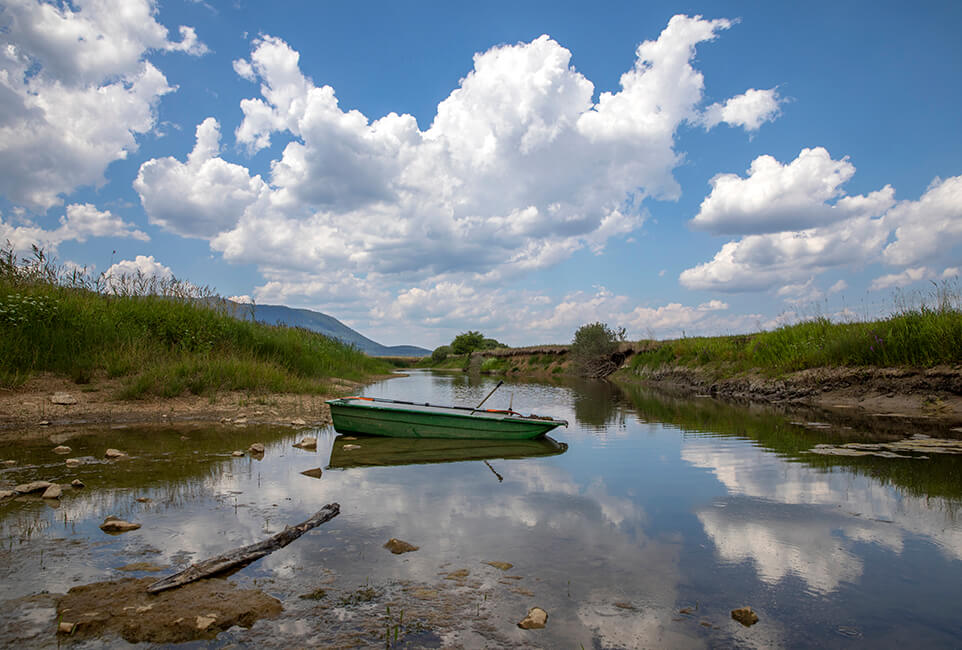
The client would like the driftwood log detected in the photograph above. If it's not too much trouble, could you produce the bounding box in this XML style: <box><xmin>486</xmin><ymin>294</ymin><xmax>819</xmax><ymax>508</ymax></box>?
<box><xmin>146</xmin><ymin>502</ymin><xmax>340</xmax><ymax>594</ymax></box>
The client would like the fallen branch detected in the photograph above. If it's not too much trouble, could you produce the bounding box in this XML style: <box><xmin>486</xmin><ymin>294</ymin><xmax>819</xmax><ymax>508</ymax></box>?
<box><xmin>147</xmin><ymin>502</ymin><xmax>340</xmax><ymax>594</ymax></box>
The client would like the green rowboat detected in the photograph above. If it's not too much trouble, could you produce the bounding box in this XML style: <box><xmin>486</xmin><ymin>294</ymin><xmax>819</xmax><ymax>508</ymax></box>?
<box><xmin>326</xmin><ymin>396</ymin><xmax>568</xmax><ymax>440</ymax></box>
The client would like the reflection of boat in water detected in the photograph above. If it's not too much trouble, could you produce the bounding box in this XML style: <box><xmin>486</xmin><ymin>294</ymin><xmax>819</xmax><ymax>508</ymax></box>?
<box><xmin>326</xmin><ymin>396</ymin><xmax>568</xmax><ymax>440</ymax></box>
<box><xmin>327</xmin><ymin>435</ymin><xmax>568</xmax><ymax>469</ymax></box>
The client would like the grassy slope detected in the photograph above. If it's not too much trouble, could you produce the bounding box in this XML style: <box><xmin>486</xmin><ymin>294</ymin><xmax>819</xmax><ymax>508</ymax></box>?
<box><xmin>0</xmin><ymin>253</ymin><xmax>389</xmax><ymax>397</ymax></box>
<box><xmin>627</xmin><ymin>296</ymin><xmax>962</xmax><ymax>379</ymax></box>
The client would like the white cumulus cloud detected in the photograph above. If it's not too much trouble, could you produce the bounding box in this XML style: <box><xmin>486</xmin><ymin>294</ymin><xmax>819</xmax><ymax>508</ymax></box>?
<box><xmin>0</xmin><ymin>0</ymin><xmax>206</xmax><ymax>211</ymax></box>
<box><xmin>881</xmin><ymin>175</ymin><xmax>962</xmax><ymax>267</ymax></box>
<box><xmin>0</xmin><ymin>203</ymin><xmax>148</xmax><ymax>252</ymax></box>
<box><xmin>700</xmin><ymin>87</ymin><xmax>783</xmax><ymax>131</ymax></box>
<box><xmin>135</xmin><ymin>118</ymin><xmax>269</xmax><ymax>238</ymax></box>
<box><xmin>135</xmin><ymin>16</ymin><xmax>779</xmax><ymax>305</ymax></box>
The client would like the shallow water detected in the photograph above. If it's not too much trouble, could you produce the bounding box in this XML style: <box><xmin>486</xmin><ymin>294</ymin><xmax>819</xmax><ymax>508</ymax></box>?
<box><xmin>1</xmin><ymin>370</ymin><xmax>961</xmax><ymax>648</ymax></box>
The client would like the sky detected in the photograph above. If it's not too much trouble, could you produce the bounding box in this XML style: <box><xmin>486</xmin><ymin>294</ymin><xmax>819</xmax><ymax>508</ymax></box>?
<box><xmin>1</xmin><ymin>0</ymin><xmax>960</xmax><ymax>349</ymax></box>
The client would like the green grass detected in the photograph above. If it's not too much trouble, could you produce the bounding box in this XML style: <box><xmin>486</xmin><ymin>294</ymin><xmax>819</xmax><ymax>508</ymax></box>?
<box><xmin>628</xmin><ymin>283</ymin><xmax>962</xmax><ymax>377</ymax></box>
<box><xmin>0</xmin><ymin>245</ymin><xmax>389</xmax><ymax>397</ymax></box>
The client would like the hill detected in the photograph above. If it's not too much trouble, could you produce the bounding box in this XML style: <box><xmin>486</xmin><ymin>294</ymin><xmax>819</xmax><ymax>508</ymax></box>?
<box><xmin>244</xmin><ymin>303</ymin><xmax>430</xmax><ymax>357</ymax></box>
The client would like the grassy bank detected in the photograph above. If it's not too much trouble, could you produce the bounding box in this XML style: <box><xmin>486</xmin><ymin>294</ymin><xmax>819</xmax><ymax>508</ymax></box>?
<box><xmin>628</xmin><ymin>285</ymin><xmax>962</xmax><ymax>378</ymax></box>
<box><xmin>0</xmin><ymin>247</ymin><xmax>389</xmax><ymax>397</ymax></box>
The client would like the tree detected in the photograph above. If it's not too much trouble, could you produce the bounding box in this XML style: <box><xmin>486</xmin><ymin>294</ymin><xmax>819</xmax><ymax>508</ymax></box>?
<box><xmin>451</xmin><ymin>331</ymin><xmax>485</xmax><ymax>355</ymax></box>
<box><xmin>570</xmin><ymin>322</ymin><xmax>624</xmax><ymax>378</ymax></box>
<box><xmin>431</xmin><ymin>345</ymin><xmax>452</xmax><ymax>363</ymax></box>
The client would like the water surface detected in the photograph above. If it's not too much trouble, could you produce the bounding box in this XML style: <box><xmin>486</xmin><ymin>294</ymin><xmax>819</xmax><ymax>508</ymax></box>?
<box><xmin>1</xmin><ymin>370</ymin><xmax>961</xmax><ymax>648</ymax></box>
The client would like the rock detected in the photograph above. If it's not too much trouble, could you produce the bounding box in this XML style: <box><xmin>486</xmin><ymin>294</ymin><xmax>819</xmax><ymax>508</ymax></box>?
<box><xmin>300</xmin><ymin>468</ymin><xmax>323</xmax><ymax>479</ymax></box>
<box><xmin>195</xmin><ymin>614</ymin><xmax>217</xmax><ymax>630</ymax></box>
<box><xmin>731</xmin><ymin>606</ymin><xmax>759</xmax><ymax>627</ymax></box>
<box><xmin>50</xmin><ymin>392</ymin><xmax>78</xmax><ymax>405</ymax></box>
<box><xmin>343</xmin><ymin>444</ymin><xmax>361</xmax><ymax>451</ymax></box>
<box><xmin>52</xmin><ymin>445</ymin><xmax>72</xmax><ymax>454</ymax></box>
<box><xmin>342</xmin><ymin>436</ymin><xmax>357</xmax><ymax>441</ymax></box>
<box><xmin>2</xmin><ymin>459</ymin><xmax>16</xmax><ymax>466</ymax></box>
<box><xmin>58</xmin><ymin>621</ymin><xmax>77</xmax><ymax>635</ymax></box>
<box><xmin>231</xmin><ymin>450</ymin><xmax>244</xmax><ymax>457</ymax></box>
<box><xmin>518</xmin><ymin>607</ymin><xmax>548</xmax><ymax>630</ymax></box>
<box><xmin>384</xmin><ymin>538</ymin><xmax>419</xmax><ymax>554</ymax></box>
<box><xmin>248</xmin><ymin>443</ymin><xmax>265</xmax><ymax>454</ymax></box>
<box><xmin>233</xmin><ymin>418</ymin><xmax>248</xmax><ymax>425</ymax></box>
<box><xmin>39</xmin><ymin>420</ymin><xmax>50</xmax><ymax>426</ymax></box>
<box><xmin>14</xmin><ymin>480</ymin><xmax>53</xmax><ymax>494</ymax></box>
<box><xmin>42</xmin><ymin>484</ymin><xmax>62</xmax><ymax>499</ymax></box>
<box><xmin>65</xmin><ymin>458</ymin><xmax>83</xmax><ymax>467</ymax></box>
<box><xmin>105</xmin><ymin>448</ymin><xmax>127</xmax><ymax>459</ymax></box>
<box><xmin>293</xmin><ymin>437</ymin><xmax>317</xmax><ymax>449</ymax></box>
<box><xmin>71</xmin><ymin>479</ymin><xmax>85</xmax><ymax>489</ymax></box>
<box><xmin>0</xmin><ymin>489</ymin><xmax>17</xmax><ymax>500</ymax></box>
<box><xmin>291</xmin><ymin>418</ymin><xmax>307</xmax><ymax>426</ymax></box>
<box><xmin>100</xmin><ymin>516</ymin><xmax>141</xmax><ymax>533</ymax></box>
<box><xmin>485</xmin><ymin>561</ymin><xmax>513</xmax><ymax>571</ymax></box>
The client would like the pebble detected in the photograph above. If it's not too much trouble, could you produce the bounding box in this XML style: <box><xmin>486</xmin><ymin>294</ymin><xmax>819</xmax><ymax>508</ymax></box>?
<box><xmin>731</xmin><ymin>606</ymin><xmax>759</xmax><ymax>627</ymax></box>
<box><xmin>14</xmin><ymin>480</ymin><xmax>52</xmax><ymax>494</ymax></box>
<box><xmin>100</xmin><ymin>516</ymin><xmax>141</xmax><ymax>533</ymax></box>
<box><xmin>384</xmin><ymin>538</ymin><xmax>419</xmax><ymax>554</ymax></box>
<box><xmin>518</xmin><ymin>607</ymin><xmax>548</xmax><ymax>629</ymax></box>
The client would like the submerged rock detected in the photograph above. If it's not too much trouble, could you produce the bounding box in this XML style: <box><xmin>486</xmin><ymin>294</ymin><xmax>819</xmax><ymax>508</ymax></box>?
<box><xmin>484</xmin><ymin>561</ymin><xmax>513</xmax><ymax>571</ymax></box>
<box><xmin>518</xmin><ymin>607</ymin><xmax>548</xmax><ymax>629</ymax></box>
<box><xmin>731</xmin><ymin>606</ymin><xmax>759</xmax><ymax>627</ymax></box>
<box><xmin>100</xmin><ymin>516</ymin><xmax>141</xmax><ymax>533</ymax></box>
<box><xmin>0</xmin><ymin>489</ymin><xmax>17</xmax><ymax>500</ymax></box>
<box><xmin>71</xmin><ymin>479</ymin><xmax>85</xmax><ymax>489</ymax></box>
<box><xmin>384</xmin><ymin>538</ymin><xmax>419</xmax><ymax>554</ymax></box>
<box><xmin>248</xmin><ymin>443</ymin><xmax>265</xmax><ymax>454</ymax></box>
<box><xmin>42</xmin><ymin>484</ymin><xmax>62</xmax><ymax>499</ymax></box>
<box><xmin>104</xmin><ymin>448</ymin><xmax>127</xmax><ymax>459</ymax></box>
<box><xmin>231</xmin><ymin>450</ymin><xmax>244</xmax><ymax>457</ymax></box>
<box><xmin>14</xmin><ymin>480</ymin><xmax>52</xmax><ymax>494</ymax></box>
<box><xmin>65</xmin><ymin>458</ymin><xmax>83</xmax><ymax>467</ymax></box>
<box><xmin>293</xmin><ymin>437</ymin><xmax>317</xmax><ymax>449</ymax></box>
<box><xmin>52</xmin><ymin>445</ymin><xmax>72</xmax><ymax>454</ymax></box>
<box><xmin>342</xmin><ymin>444</ymin><xmax>361</xmax><ymax>451</ymax></box>
<box><xmin>50</xmin><ymin>392</ymin><xmax>77</xmax><ymax>405</ymax></box>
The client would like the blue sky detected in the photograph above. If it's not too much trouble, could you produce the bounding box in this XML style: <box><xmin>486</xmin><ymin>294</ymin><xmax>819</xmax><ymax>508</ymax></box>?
<box><xmin>2</xmin><ymin>0</ymin><xmax>960</xmax><ymax>348</ymax></box>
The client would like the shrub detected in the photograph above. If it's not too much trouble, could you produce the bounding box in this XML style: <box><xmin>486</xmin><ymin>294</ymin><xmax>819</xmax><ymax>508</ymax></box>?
<box><xmin>571</xmin><ymin>322</ymin><xmax>623</xmax><ymax>378</ymax></box>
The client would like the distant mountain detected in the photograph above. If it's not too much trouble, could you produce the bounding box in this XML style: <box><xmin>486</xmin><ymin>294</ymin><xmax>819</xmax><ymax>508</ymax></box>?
<box><xmin>241</xmin><ymin>302</ymin><xmax>430</xmax><ymax>357</ymax></box>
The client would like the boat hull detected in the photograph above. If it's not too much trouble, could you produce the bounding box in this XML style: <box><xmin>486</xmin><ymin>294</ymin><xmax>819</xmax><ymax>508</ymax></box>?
<box><xmin>327</xmin><ymin>400</ymin><xmax>565</xmax><ymax>440</ymax></box>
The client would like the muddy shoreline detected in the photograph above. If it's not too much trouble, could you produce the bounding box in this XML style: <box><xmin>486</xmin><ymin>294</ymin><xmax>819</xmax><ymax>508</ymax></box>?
<box><xmin>615</xmin><ymin>364</ymin><xmax>962</xmax><ymax>428</ymax></box>
<box><xmin>0</xmin><ymin>373</ymin><xmax>398</xmax><ymax>440</ymax></box>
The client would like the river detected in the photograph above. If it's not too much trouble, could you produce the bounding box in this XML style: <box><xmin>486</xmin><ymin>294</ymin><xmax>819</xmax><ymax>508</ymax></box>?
<box><xmin>1</xmin><ymin>370</ymin><xmax>961</xmax><ymax>648</ymax></box>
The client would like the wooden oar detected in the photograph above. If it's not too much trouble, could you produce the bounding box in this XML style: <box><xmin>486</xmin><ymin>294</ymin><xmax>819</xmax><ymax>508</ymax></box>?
<box><xmin>471</xmin><ymin>380</ymin><xmax>504</xmax><ymax>414</ymax></box>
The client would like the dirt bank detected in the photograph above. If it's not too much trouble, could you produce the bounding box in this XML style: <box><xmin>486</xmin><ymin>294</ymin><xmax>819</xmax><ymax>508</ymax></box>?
<box><xmin>618</xmin><ymin>364</ymin><xmax>962</xmax><ymax>425</ymax></box>
<box><xmin>0</xmin><ymin>373</ymin><xmax>373</xmax><ymax>437</ymax></box>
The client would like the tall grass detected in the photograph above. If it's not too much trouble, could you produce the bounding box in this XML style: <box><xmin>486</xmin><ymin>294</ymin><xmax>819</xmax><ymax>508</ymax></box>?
<box><xmin>629</xmin><ymin>281</ymin><xmax>962</xmax><ymax>376</ymax></box>
<box><xmin>0</xmin><ymin>244</ymin><xmax>388</xmax><ymax>395</ymax></box>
